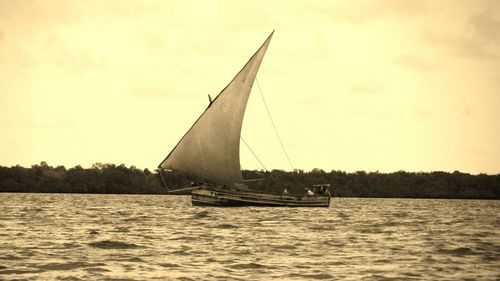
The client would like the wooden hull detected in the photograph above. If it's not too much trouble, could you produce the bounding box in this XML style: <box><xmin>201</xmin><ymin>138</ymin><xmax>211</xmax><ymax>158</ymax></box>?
<box><xmin>191</xmin><ymin>187</ymin><xmax>330</xmax><ymax>207</ymax></box>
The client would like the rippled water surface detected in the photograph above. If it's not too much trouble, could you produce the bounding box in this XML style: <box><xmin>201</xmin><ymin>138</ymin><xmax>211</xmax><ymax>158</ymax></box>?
<box><xmin>0</xmin><ymin>193</ymin><xmax>499</xmax><ymax>280</ymax></box>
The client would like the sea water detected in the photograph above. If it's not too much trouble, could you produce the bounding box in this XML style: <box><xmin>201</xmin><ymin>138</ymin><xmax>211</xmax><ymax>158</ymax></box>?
<box><xmin>0</xmin><ymin>193</ymin><xmax>498</xmax><ymax>280</ymax></box>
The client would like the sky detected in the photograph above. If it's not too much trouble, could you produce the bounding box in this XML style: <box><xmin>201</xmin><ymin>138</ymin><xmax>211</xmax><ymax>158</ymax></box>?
<box><xmin>0</xmin><ymin>0</ymin><xmax>499</xmax><ymax>174</ymax></box>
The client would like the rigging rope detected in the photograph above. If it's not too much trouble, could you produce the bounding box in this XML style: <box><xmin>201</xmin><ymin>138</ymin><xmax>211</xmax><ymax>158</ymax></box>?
<box><xmin>255</xmin><ymin>78</ymin><xmax>295</xmax><ymax>171</ymax></box>
<box><xmin>241</xmin><ymin>137</ymin><xmax>268</xmax><ymax>172</ymax></box>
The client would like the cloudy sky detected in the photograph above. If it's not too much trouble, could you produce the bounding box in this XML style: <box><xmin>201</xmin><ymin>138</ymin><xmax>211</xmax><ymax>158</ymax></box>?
<box><xmin>1</xmin><ymin>0</ymin><xmax>499</xmax><ymax>174</ymax></box>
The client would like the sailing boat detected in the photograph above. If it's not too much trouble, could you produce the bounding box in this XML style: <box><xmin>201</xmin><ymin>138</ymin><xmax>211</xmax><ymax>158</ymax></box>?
<box><xmin>158</xmin><ymin>31</ymin><xmax>330</xmax><ymax>207</ymax></box>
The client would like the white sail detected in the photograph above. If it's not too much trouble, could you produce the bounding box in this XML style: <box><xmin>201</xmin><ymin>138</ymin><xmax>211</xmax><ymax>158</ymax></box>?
<box><xmin>159</xmin><ymin>32</ymin><xmax>273</xmax><ymax>185</ymax></box>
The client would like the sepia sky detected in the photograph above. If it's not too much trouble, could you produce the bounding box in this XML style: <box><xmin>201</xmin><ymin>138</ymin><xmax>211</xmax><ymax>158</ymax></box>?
<box><xmin>1</xmin><ymin>0</ymin><xmax>499</xmax><ymax>174</ymax></box>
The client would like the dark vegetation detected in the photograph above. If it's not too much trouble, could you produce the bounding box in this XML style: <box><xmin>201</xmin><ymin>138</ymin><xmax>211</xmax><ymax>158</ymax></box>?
<box><xmin>0</xmin><ymin>162</ymin><xmax>498</xmax><ymax>199</ymax></box>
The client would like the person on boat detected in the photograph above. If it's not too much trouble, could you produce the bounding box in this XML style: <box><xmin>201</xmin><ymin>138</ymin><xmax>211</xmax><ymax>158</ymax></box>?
<box><xmin>305</xmin><ymin>188</ymin><xmax>314</xmax><ymax>197</ymax></box>
<box><xmin>325</xmin><ymin>188</ymin><xmax>331</xmax><ymax>197</ymax></box>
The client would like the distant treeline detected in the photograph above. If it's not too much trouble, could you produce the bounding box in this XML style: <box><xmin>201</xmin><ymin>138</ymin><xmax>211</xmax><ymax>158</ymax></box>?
<box><xmin>0</xmin><ymin>162</ymin><xmax>498</xmax><ymax>199</ymax></box>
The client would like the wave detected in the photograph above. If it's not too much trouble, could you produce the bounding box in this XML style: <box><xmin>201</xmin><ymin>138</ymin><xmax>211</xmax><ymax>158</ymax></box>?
<box><xmin>0</xmin><ymin>268</ymin><xmax>44</xmax><ymax>275</ymax></box>
<box><xmin>286</xmin><ymin>272</ymin><xmax>334</xmax><ymax>279</ymax></box>
<box><xmin>159</xmin><ymin>263</ymin><xmax>182</xmax><ymax>268</ymax></box>
<box><xmin>215</xmin><ymin>223</ymin><xmax>238</xmax><ymax>229</ymax></box>
<box><xmin>112</xmin><ymin>257</ymin><xmax>145</xmax><ymax>263</ymax></box>
<box><xmin>36</xmin><ymin>261</ymin><xmax>103</xmax><ymax>271</ymax></box>
<box><xmin>436</xmin><ymin>247</ymin><xmax>477</xmax><ymax>256</ymax></box>
<box><xmin>112</xmin><ymin>227</ymin><xmax>130</xmax><ymax>233</ymax></box>
<box><xmin>88</xmin><ymin>240</ymin><xmax>140</xmax><ymax>249</ymax></box>
<box><xmin>0</xmin><ymin>254</ymin><xmax>23</xmax><ymax>261</ymax></box>
<box><xmin>122</xmin><ymin>215</ymin><xmax>152</xmax><ymax>222</ymax></box>
<box><xmin>229</xmin><ymin>262</ymin><xmax>268</xmax><ymax>269</ymax></box>
<box><xmin>192</xmin><ymin>211</ymin><xmax>211</xmax><ymax>219</ymax></box>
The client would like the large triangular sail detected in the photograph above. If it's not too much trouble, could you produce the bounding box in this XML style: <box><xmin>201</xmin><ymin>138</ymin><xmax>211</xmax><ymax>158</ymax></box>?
<box><xmin>159</xmin><ymin>32</ymin><xmax>273</xmax><ymax>185</ymax></box>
